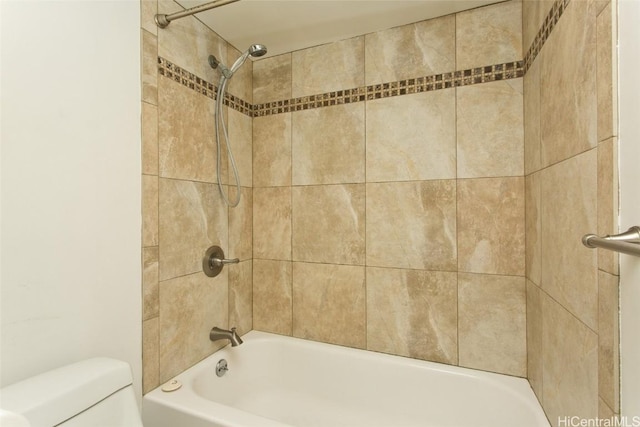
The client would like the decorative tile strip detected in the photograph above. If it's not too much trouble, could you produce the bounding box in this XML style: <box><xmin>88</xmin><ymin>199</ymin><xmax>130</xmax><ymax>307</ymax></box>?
<box><xmin>157</xmin><ymin>57</ymin><xmax>255</xmax><ymax>117</ymax></box>
<box><xmin>524</xmin><ymin>0</ymin><xmax>571</xmax><ymax>72</ymax></box>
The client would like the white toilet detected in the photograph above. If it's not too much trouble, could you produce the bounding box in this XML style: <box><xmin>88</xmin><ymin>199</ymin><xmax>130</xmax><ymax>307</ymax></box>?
<box><xmin>0</xmin><ymin>357</ymin><xmax>143</xmax><ymax>427</ymax></box>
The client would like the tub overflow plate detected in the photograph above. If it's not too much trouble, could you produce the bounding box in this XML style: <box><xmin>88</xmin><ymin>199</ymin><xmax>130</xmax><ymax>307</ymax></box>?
<box><xmin>216</xmin><ymin>359</ymin><xmax>228</xmax><ymax>377</ymax></box>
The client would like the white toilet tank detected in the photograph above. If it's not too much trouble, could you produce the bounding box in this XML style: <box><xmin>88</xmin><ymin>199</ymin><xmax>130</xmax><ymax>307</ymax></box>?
<box><xmin>0</xmin><ymin>358</ymin><xmax>143</xmax><ymax>427</ymax></box>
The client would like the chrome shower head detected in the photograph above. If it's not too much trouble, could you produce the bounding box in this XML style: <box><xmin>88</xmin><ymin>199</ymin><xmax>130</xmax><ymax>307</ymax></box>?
<box><xmin>248</xmin><ymin>44</ymin><xmax>267</xmax><ymax>58</ymax></box>
<box><xmin>228</xmin><ymin>44</ymin><xmax>268</xmax><ymax>76</ymax></box>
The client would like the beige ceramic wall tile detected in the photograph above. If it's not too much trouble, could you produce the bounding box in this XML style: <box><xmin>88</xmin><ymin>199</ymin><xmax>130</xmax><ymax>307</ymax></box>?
<box><xmin>225</xmin><ymin>44</ymin><xmax>253</xmax><ymax>104</ymax></box>
<box><xmin>229</xmin><ymin>187</ymin><xmax>252</xmax><ymax>261</ymax></box>
<box><xmin>522</xmin><ymin>0</ymin><xmax>555</xmax><ymax>54</ymax></box>
<box><xmin>159</xmin><ymin>271</ymin><xmax>228</xmax><ymax>381</ymax></box>
<box><xmin>292</xmin><ymin>103</ymin><xmax>365</xmax><ymax>185</ymax></box>
<box><xmin>142</xmin><ymin>317</ymin><xmax>159</xmax><ymax>394</ymax></box>
<box><xmin>142</xmin><ymin>30</ymin><xmax>158</xmax><ymax>105</ymax></box>
<box><xmin>143</xmin><ymin>247</ymin><xmax>159</xmax><ymax>321</ymax></box>
<box><xmin>599</xmin><ymin>398</ymin><xmax>618</xmax><ymax>421</ymax></box>
<box><xmin>456</xmin><ymin>1</ymin><xmax>522</xmax><ymax>70</ymax></box>
<box><xmin>292</xmin><ymin>262</ymin><xmax>366</xmax><ymax>349</ymax></box>
<box><xmin>367</xmin><ymin>180</ymin><xmax>456</xmax><ymax>271</ymax></box>
<box><xmin>540</xmin><ymin>150</ymin><xmax>597</xmax><ymax>330</ymax></box>
<box><xmin>228</xmin><ymin>108</ymin><xmax>253</xmax><ymax>187</ymax></box>
<box><xmin>253</xmin><ymin>187</ymin><xmax>291</xmax><ymax>260</ymax></box>
<box><xmin>292</xmin><ymin>36</ymin><xmax>364</xmax><ymax>98</ymax></box>
<box><xmin>253</xmin><ymin>54</ymin><xmax>292</xmax><ymax>104</ymax></box>
<box><xmin>458</xmin><ymin>273</ymin><xmax>527</xmax><ymax>377</ymax></box>
<box><xmin>524</xmin><ymin>58</ymin><xmax>541</xmax><ymax>174</ymax></box>
<box><xmin>142</xmin><ymin>102</ymin><xmax>159</xmax><ymax>176</ymax></box>
<box><xmin>364</xmin><ymin>15</ymin><xmax>455</xmax><ymax>85</ymax></box>
<box><xmin>158</xmin><ymin>77</ymin><xmax>216</xmax><ymax>182</ymax></box>
<box><xmin>366</xmin><ymin>267</ymin><xmax>457</xmax><ymax>364</ymax></box>
<box><xmin>253</xmin><ymin>114</ymin><xmax>292</xmax><ymax>187</ymax></box>
<box><xmin>599</xmin><ymin>271</ymin><xmax>620</xmax><ymax>412</ymax></box>
<box><xmin>292</xmin><ymin>185</ymin><xmax>365</xmax><ymax>265</ymax></box>
<box><xmin>158</xmin><ymin>178</ymin><xmax>228</xmax><ymax>281</ymax></box>
<box><xmin>253</xmin><ymin>259</ymin><xmax>292</xmax><ymax>335</ymax></box>
<box><xmin>143</xmin><ymin>175</ymin><xmax>159</xmax><ymax>247</ymax></box>
<box><xmin>598</xmin><ymin>137</ymin><xmax>619</xmax><ymax>275</ymax></box>
<box><xmin>542</xmin><ymin>294</ymin><xmax>598</xmax><ymax>424</ymax></box>
<box><xmin>229</xmin><ymin>260</ymin><xmax>252</xmax><ymax>336</ymax></box>
<box><xmin>157</xmin><ymin>0</ymin><xmax>225</xmax><ymax>83</ymax></box>
<box><xmin>366</xmin><ymin>89</ymin><xmax>456</xmax><ymax>182</ymax></box>
<box><xmin>141</xmin><ymin>0</ymin><xmax>157</xmax><ymax>35</ymax></box>
<box><xmin>597</xmin><ymin>1</ymin><xmax>615</xmax><ymax>143</ymax></box>
<box><xmin>526</xmin><ymin>172</ymin><xmax>542</xmax><ymax>286</ymax></box>
<box><xmin>527</xmin><ymin>280</ymin><xmax>544</xmax><ymax>403</ymax></box>
<box><xmin>540</xmin><ymin>0</ymin><xmax>598</xmax><ymax>167</ymax></box>
<box><xmin>457</xmin><ymin>79</ymin><xmax>524</xmax><ymax>178</ymax></box>
<box><xmin>457</xmin><ymin>177</ymin><xmax>525</xmax><ymax>276</ymax></box>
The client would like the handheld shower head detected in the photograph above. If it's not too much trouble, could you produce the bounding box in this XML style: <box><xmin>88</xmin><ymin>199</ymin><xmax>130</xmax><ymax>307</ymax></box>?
<box><xmin>228</xmin><ymin>44</ymin><xmax>268</xmax><ymax>76</ymax></box>
<box><xmin>248</xmin><ymin>44</ymin><xmax>267</xmax><ymax>58</ymax></box>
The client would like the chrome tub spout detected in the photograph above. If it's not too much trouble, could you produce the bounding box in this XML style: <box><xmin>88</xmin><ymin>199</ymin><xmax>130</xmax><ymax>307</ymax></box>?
<box><xmin>210</xmin><ymin>326</ymin><xmax>243</xmax><ymax>346</ymax></box>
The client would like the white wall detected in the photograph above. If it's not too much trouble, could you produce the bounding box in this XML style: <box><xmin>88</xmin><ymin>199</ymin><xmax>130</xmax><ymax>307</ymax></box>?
<box><xmin>618</xmin><ymin>0</ymin><xmax>640</xmax><ymax>418</ymax></box>
<box><xmin>0</xmin><ymin>0</ymin><xmax>142</xmax><ymax>399</ymax></box>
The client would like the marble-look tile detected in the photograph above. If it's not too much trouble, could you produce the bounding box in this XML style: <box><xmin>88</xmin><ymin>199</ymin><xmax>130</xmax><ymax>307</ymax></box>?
<box><xmin>142</xmin><ymin>30</ymin><xmax>158</xmax><ymax>105</ymax></box>
<box><xmin>598</xmin><ymin>137</ymin><xmax>619</xmax><ymax>275</ymax></box>
<box><xmin>366</xmin><ymin>267</ymin><xmax>457</xmax><ymax>364</ymax></box>
<box><xmin>228</xmin><ymin>108</ymin><xmax>252</xmax><ymax>187</ymax></box>
<box><xmin>597</xmin><ymin>1</ymin><xmax>616</xmax><ymax>143</ymax></box>
<box><xmin>142</xmin><ymin>317</ymin><xmax>159</xmax><ymax>394</ymax></box>
<box><xmin>542</xmin><ymin>294</ymin><xmax>598</xmax><ymax>425</ymax></box>
<box><xmin>292</xmin><ymin>262</ymin><xmax>365</xmax><ymax>349</ymax></box>
<box><xmin>229</xmin><ymin>187</ymin><xmax>252</xmax><ymax>261</ymax></box>
<box><xmin>526</xmin><ymin>172</ymin><xmax>542</xmax><ymax>286</ymax></box>
<box><xmin>158</xmin><ymin>178</ymin><xmax>228</xmax><ymax>281</ymax></box>
<box><xmin>253</xmin><ymin>187</ymin><xmax>291</xmax><ymax>261</ymax></box>
<box><xmin>366</xmin><ymin>89</ymin><xmax>456</xmax><ymax>182</ymax></box>
<box><xmin>540</xmin><ymin>0</ymin><xmax>597</xmax><ymax>167</ymax></box>
<box><xmin>292</xmin><ymin>185</ymin><xmax>365</xmax><ymax>265</ymax></box>
<box><xmin>253</xmin><ymin>114</ymin><xmax>291</xmax><ymax>187</ymax></box>
<box><xmin>457</xmin><ymin>79</ymin><xmax>524</xmax><ymax>178</ymax></box>
<box><xmin>599</xmin><ymin>271</ymin><xmax>620</xmax><ymax>412</ymax></box>
<box><xmin>365</xmin><ymin>15</ymin><xmax>455</xmax><ymax>85</ymax></box>
<box><xmin>523</xmin><ymin>0</ymin><xmax>555</xmax><ymax>54</ymax></box>
<box><xmin>253</xmin><ymin>259</ymin><xmax>292</xmax><ymax>335</ymax></box>
<box><xmin>524</xmin><ymin>57</ymin><xmax>541</xmax><ymax>174</ymax></box>
<box><xmin>143</xmin><ymin>175</ymin><xmax>159</xmax><ymax>247</ymax></box>
<box><xmin>158</xmin><ymin>77</ymin><xmax>216</xmax><ymax>183</ymax></box>
<box><xmin>229</xmin><ymin>260</ymin><xmax>252</xmax><ymax>336</ymax></box>
<box><xmin>367</xmin><ymin>180</ymin><xmax>456</xmax><ymax>271</ymax></box>
<box><xmin>458</xmin><ymin>273</ymin><xmax>527</xmax><ymax>377</ymax></box>
<box><xmin>292</xmin><ymin>103</ymin><xmax>365</xmax><ymax>185</ymax></box>
<box><xmin>540</xmin><ymin>150</ymin><xmax>597</xmax><ymax>330</ymax></box>
<box><xmin>143</xmin><ymin>247</ymin><xmax>159</xmax><ymax>321</ymax></box>
<box><xmin>456</xmin><ymin>1</ymin><xmax>522</xmax><ymax>70</ymax></box>
<box><xmin>141</xmin><ymin>0</ymin><xmax>157</xmax><ymax>35</ymax></box>
<box><xmin>159</xmin><ymin>271</ymin><xmax>228</xmax><ymax>382</ymax></box>
<box><xmin>527</xmin><ymin>280</ymin><xmax>544</xmax><ymax>403</ymax></box>
<box><xmin>157</xmin><ymin>0</ymin><xmax>225</xmax><ymax>83</ymax></box>
<box><xmin>142</xmin><ymin>102</ymin><xmax>159</xmax><ymax>176</ymax></box>
<box><xmin>457</xmin><ymin>177</ymin><xmax>525</xmax><ymax>276</ymax></box>
<box><xmin>292</xmin><ymin>36</ymin><xmax>364</xmax><ymax>98</ymax></box>
<box><xmin>226</xmin><ymin>44</ymin><xmax>253</xmax><ymax>104</ymax></box>
<box><xmin>599</xmin><ymin>397</ymin><xmax>619</xmax><ymax>422</ymax></box>
<box><xmin>253</xmin><ymin>54</ymin><xmax>292</xmax><ymax>104</ymax></box>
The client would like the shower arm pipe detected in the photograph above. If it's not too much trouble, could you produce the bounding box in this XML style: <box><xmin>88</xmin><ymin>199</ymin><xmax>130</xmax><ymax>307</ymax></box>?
<box><xmin>582</xmin><ymin>226</ymin><xmax>640</xmax><ymax>257</ymax></box>
<box><xmin>155</xmin><ymin>0</ymin><xmax>240</xmax><ymax>28</ymax></box>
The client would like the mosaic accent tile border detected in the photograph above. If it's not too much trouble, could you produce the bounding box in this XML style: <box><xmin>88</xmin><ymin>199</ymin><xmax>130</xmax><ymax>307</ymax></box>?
<box><xmin>524</xmin><ymin>0</ymin><xmax>571</xmax><ymax>72</ymax></box>
<box><xmin>254</xmin><ymin>61</ymin><xmax>523</xmax><ymax>117</ymax></box>
<box><xmin>157</xmin><ymin>57</ymin><xmax>254</xmax><ymax>116</ymax></box>
<box><xmin>157</xmin><ymin>0</ymin><xmax>568</xmax><ymax>118</ymax></box>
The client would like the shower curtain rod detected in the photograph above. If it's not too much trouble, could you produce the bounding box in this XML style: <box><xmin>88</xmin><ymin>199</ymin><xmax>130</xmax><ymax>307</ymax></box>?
<box><xmin>155</xmin><ymin>0</ymin><xmax>240</xmax><ymax>28</ymax></box>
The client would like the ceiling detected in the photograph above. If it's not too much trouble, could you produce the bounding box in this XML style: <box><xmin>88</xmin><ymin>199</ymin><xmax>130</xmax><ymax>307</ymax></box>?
<box><xmin>174</xmin><ymin>0</ymin><xmax>505</xmax><ymax>58</ymax></box>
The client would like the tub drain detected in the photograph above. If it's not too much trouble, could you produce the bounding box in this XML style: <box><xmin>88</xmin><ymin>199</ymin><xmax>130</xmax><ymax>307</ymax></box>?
<box><xmin>216</xmin><ymin>359</ymin><xmax>228</xmax><ymax>377</ymax></box>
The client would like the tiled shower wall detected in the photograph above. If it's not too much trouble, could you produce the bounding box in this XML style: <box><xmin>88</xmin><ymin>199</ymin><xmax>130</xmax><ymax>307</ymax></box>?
<box><xmin>140</xmin><ymin>0</ymin><xmax>254</xmax><ymax>393</ymax></box>
<box><xmin>523</xmin><ymin>0</ymin><xmax>619</xmax><ymax>424</ymax></box>
<box><xmin>251</xmin><ymin>1</ymin><xmax>528</xmax><ymax>377</ymax></box>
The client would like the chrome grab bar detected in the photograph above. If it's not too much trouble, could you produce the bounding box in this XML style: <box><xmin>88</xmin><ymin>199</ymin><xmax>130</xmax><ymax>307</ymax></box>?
<box><xmin>582</xmin><ymin>226</ymin><xmax>640</xmax><ymax>257</ymax></box>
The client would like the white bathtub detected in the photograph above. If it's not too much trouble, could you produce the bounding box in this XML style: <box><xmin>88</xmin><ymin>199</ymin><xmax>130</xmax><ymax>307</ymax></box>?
<box><xmin>143</xmin><ymin>331</ymin><xmax>550</xmax><ymax>427</ymax></box>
